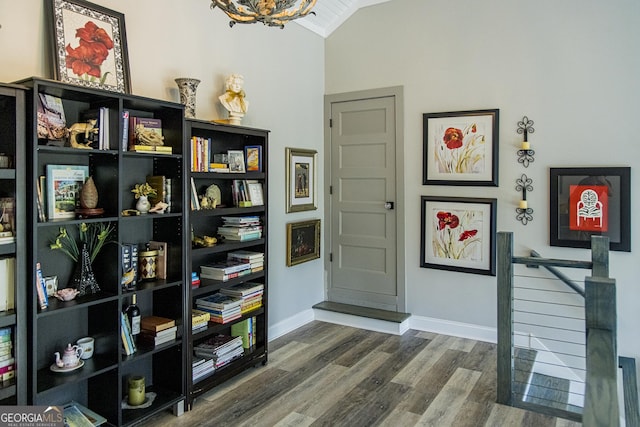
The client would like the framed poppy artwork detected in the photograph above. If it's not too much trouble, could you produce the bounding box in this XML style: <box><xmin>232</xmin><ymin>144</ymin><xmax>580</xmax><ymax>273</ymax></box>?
<box><xmin>423</xmin><ymin>109</ymin><xmax>499</xmax><ymax>186</ymax></box>
<box><xmin>420</xmin><ymin>196</ymin><xmax>497</xmax><ymax>275</ymax></box>
<box><xmin>48</xmin><ymin>0</ymin><xmax>131</xmax><ymax>93</ymax></box>
<box><xmin>550</xmin><ymin>167</ymin><xmax>630</xmax><ymax>252</ymax></box>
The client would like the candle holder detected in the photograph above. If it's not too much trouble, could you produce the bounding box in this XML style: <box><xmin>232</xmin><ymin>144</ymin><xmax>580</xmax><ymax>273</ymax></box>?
<box><xmin>516</xmin><ymin>116</ymin><xmax>535</xmax><ymax>167</ymax></box>
<box><xmin>515</xmin><ymin>173</ymin><xmax>534</xmax><ymax>225</ymax></box>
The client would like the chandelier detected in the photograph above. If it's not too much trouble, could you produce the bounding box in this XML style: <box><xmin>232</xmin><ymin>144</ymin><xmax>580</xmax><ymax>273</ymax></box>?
<box><xmin>210</xmin><ymin>0</ymin><xmax>317</xmax><ymax>28</ymax></box>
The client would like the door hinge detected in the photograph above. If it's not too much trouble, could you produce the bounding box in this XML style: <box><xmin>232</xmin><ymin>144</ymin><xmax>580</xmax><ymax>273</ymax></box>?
<box><xmin>329</xmin><ymin>118</ymin><xmax>333</xmax><ymax>127</ymax></box>
<box><xmin>329</xmin><ymin>185</ymin><xmax>333</xmax><ymax>195</ymax></box>
<box><xmin>329</xmin><ymin>253</ymin><xmax>333</xmax><ymax>262</ymax></box>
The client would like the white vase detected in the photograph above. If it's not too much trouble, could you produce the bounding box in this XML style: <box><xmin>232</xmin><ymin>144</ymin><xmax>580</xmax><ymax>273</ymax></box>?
<box><xmin>136</xmin><ymin>195</ymin><xmax>150</xmax><ymax>214</ymax></box>
<box><xmin>175</xmin><ymin>77</ymin><xmax>201</xmax><ymax>119</ymax></box>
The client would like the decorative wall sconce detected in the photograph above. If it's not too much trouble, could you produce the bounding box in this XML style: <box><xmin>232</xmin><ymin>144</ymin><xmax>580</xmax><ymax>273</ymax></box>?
<box><xmin>516</xmin><ymin>174</ymin><xmax>534</xmax><ymax>225</ymax></box>
<box><xmin>516</xmin><ymin>116</ymin><xmax>535</xmax><ymax>167</ymax></box>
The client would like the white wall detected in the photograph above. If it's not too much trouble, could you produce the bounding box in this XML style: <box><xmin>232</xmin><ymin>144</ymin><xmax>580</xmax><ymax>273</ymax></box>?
<box><xmin>0</xmin><ymin>0</ymin><xmax>326</xmax><ymax>327</ymax></box>
<box><xmin>325</xmin><ymin>0</ymin><xmax>640</xmax><ymax>358</ymax></box>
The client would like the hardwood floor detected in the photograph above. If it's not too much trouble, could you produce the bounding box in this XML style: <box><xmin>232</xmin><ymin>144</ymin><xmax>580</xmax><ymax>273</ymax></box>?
<box><xmin>144</xmin><ymin>321</ymin><xmax>581</xmax><ymax>427</ymax></box>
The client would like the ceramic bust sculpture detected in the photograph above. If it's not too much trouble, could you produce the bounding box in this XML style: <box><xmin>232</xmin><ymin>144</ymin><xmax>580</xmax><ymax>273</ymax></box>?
<box><xmin>219</xmin><ymin>74</ymin><xmax>249</xmax><ymax>125</ymax></box>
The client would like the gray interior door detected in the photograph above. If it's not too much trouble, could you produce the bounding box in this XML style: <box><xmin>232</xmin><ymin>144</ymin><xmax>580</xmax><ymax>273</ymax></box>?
<box><xmin>327</xmin><ymin>95</ymin><xmax>398</xmax><ymax>311</ymax></box>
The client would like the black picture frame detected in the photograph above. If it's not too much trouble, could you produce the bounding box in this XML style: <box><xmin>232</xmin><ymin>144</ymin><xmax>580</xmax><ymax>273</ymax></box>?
<box><xmin>47</xmin><ymin>0</ymin><xmax>131</xmax><ymax>93</ymax></box>
<box><xmin>550</xmin><ymin>167</ymin><xmax>631</xmax><ymax>252</ymax></box>
<box><xmin>286</xmin><ymin>219</ymin><xmax>321</xmax><ymax>267</ymax></box>
<box><xmin>420</xmin><ymin>196</ymin><xmax>497</xmax><ymax>276</ymax></box>
<box><xmin>423</xmin><ymin>109</ymin><xmax>499</xmax><ymax>186</ymax></box>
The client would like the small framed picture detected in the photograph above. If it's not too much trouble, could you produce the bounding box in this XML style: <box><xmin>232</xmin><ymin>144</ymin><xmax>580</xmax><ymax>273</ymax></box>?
<box><xmin>227</xmin><ymin>150</ymin><xmax>246</xmax><ymax>173</ymax></box>
<box><xmin>47</xmin><ymin>0</ymin><xmax>131</xmax><ymax>93</ymax></box>
<box><xmin>286</xmin><ymin>219</ymin><xmax>321</xmax><ymax>266</ymax></box>
<box><xmin>245</xmin><ymin>145</ymin><xmax>262</xmax><ymax>172</ymax></box>
<box><xmin>420</xmin><ymin>196</ymin><xmax>497</xmax><ymax>276</ymax></box>
<box><xmin>550</xmin><ymin>167</ymin><xmax>630</xmax><ymax>252</ymax></box>
<box><xmin>286</xmin><ymin>147</ymin><xmax>317</xmax><ymax>213</ymax></box>
<box><xmin>247</xmin><ymin>181</ymin><xmax>264</xmax><ymax>206</ymax></box>
<box><xmin>44</xmin><ymin>276</ymin><xmax>59</xmax><ymax>296</ymax></box>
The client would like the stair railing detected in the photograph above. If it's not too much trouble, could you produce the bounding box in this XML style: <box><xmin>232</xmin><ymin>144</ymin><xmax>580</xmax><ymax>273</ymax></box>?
<box><xmin>497</xmin><ymin>231</ymin><xmax>622</xmax><ymax>425</ymax></box>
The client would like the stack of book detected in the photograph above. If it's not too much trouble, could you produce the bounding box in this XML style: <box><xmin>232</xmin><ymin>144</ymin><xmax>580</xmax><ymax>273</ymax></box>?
<box><xmin>0</xmin><ymin>327</ymin><xmax>14</xmax><ymax>382</ymax></box>
<box><xmin>192</xmin><ymin>356</ymin><xmax>215</xmax><ymax>382</ymax></box>
<box><xmin>138</xmin><ymin>315</ymin><xmax>177</xmax><ymax>347</ymax></box>
<box><xmin>200</xmin><ymin>259</ymin><xmax>252</xmax><ymax>282</ymax></box>
<box><xmin>220</xmin><ymin>281</ymin><xmax>264</xmax><ymax>314</ymax></box>
<box><xmin>217</xmin><ymin>216</ymin><xmax>262</xmax><ymax>242</ymax></box>
<box><xmin>227</xmin><ymin>250</ymin><xmax>264</xmax><ymax>274</ymax></box>
<box><xmin>128</xmin><ymin>116</ymin><xmax>172</xmax><ymax>154</ymax></box>
<box><xmin>191</xmin><ymin>308</ymin><xmax>211</xmax><ymax>333</ymax></box>
<box><xmin>195</xmin><ymin>293</ymin><xmax>242</xmax><ymax>324</ymax></box>
<box><xmin>194</xmin><ymin>334</ymin><xmax>244</xmax><ymax>369</ymax></box>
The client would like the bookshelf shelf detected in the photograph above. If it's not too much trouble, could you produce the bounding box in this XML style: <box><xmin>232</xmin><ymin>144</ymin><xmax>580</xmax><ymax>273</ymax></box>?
<box><xmin>22</xmin><ymin>78</ymin><xmax>187</xmax><ymax>424</ymax></box>
<box><xmin>186</xmin><ymin>118</ymin><xmax>269</xmax><ymax>409</ymax></box>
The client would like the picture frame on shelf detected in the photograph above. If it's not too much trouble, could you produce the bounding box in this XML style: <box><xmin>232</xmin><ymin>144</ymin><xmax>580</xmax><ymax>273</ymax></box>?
<box><xmin>423</xmin><ymin>109</ymin><xmax>499</xmax><ymax>186</ymax></box>
<box><xmin>286</xmin><ymin>219</ymin><xmax>321</xmax><ymax>267</ymax></box>
<box><xmin>47</xmin><ymin>0</ymin><xmax>131</xmax><ymax>93</ymax></box>
<box><xmin>550</xmin><ymin>167</ymin><xmax>630</xmax><ymax>252</ymax></box>
<box><xmin>44</xmin><ymin>276</ymin><xmax>59</xmax><ymax>297</ymax></box>
<box><xmin>286</xmin><ymin>147</ymin><xmax>317</xmax><ymax>213</ymax></box>
<box><xmin>46</xmin><ymin>164</ymin><xmax>89</xmax><ymax>220</ymax></box>
<box><xmin>228</xmin><ymin>150</ymin><xmax>246</xmax><ymax>173</ymax></box>
<box><xmin>245</xmin><ymin>145</ymin><xmax>262</xmax><ymax>172</ymax></box>
<box><xmin>247</xmin><ymin>181</ymin><xmax>264</xmax><ymax>206</ymax></box>
<box><xmin>420</xmin><ymin>196</ymin><xmax>497</xmax><ymax>276</ymax></box>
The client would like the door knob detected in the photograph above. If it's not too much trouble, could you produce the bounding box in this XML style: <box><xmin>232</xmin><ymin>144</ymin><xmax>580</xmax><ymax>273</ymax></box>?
<box><xmin>384</xmin><ymin>202</ymin><xmax>394</xmax><ymax>210</ymax></box>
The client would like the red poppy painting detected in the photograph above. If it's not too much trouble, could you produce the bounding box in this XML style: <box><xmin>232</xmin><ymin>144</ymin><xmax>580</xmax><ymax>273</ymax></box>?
<box><xmin>421</xmin><ymin>196</ymin><xmax>496</xmax><ymax>276</ymax></box>
<box><xmin>423</xmin><ymin>110</ymin><xmax>499</xmax><ymax>186</ymax></box>
<box><xmin>49</xmin><ymin>0</ymin><xmax>131</xmax><ymax>93</ymax></box>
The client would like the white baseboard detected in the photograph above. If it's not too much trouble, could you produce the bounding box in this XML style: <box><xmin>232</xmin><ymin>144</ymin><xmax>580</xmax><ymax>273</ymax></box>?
<box><xmin>268</xmin><ymin>310</ymin><xmax>496</xmax><ymax>343</ymax></box>
<box><xmin>408</xmin><ymin>315</ymin><xmax>497</xmax><ymax>343</ymax></box>
<box><xmin>268</xmin><ymin>308</ymin><xmax>315</xmax><ymax>341</ymax></box>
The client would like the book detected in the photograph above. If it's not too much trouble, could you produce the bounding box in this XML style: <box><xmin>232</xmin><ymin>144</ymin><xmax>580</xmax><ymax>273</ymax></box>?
<box><xmin>231</xmin><ymin>318</ymin><xmax>252</xmax><ymax>349</ymax></box>
<box><xmin>245</xmin><ymin>145</ymin><xmax>262</xmax><ymax>172</ymax></box>
<box><xmin>36</xmin><ymin>178</ymin><xmax>47</xmax><ymax>222</ymax></box>
<box><xmin>138</xmin><ymin>330</ymin><xmax>176</xmax><ymax>346</ymax></box>
<box><xmin>121</xmin><ymin>110</ymin><xmax>130</xmax><ymax>151</ymax></box>
<box><xmin>62</xmin><ymin>401</ymin><xmax>94</xmax><ymax>427</ymax></box>
<box><xmin>37</xmin><ymin>93</ymin><xmax>67</xmax><ymax>141</ymax></box>
<box><xmin>200</xmin><ymin>260</ymin><xmax>251</xmax><ymax>275</ymax></box>
<box><xmin>148</xmin><ymin>241</ymin><xmax>167</xmax><ymax>280</ymax></box>
<box><xmin>46</xmin><ymin>165</ymin><xmax>89</xmax><ymax>220</ymax></box>
<box><xmin>129</xmin><ymin>144</ymin><xmax>173</xmax><ymax>154</ymax></box>
<box><xmin>62</xmin><ymin>401</ymin><xmax>107</xmax><ymax>426</ymax></box>
<box><xmin>190</xmin><ymin>177</ymin><xmax>200</xmax><ymax>210</ymax></box>
<box><xmin>195</xmin><ymin>293</ymin><xmax>241</xmax><ymax>310</ymax></box>
<box><xmin>0</xmin><ymin>257</ymin><xmax>15</xmax><ymax>312</ymax></box>
<box><xmin>140</xmin><ymin>325</ymin><xmax>177</xmax><ymax>339</ymax></box>
<box><xmin>130</xmin><ymin>117</ymin><xmax>163</xmax><ymax>147</ymax></box>
<box><xmin>140</xmin><ymin>315</ymin><xmax>175</xmax><ymax>332</ymax></box>
<box><xmin>35</xmin><ymin>262</ymin><xmax>48</xmax><ymax>310</ymax></box>
<box><xmin>0</xmin><ymin>197</ymin><xmax>15</xmax><ymax>239</ymax></box>
<box><xmin>220</xmin><ymin>281</ymin><xmax>264</xmax><ymax>297</ymax></box>
<box><xmin>227</xmin><ymin>250</ymin><xmax>264</xmax><ymax>262</ymax></box>
<box><xmin>146</xmin><ymin>175</ymin><xmax>166</xmax><ymax>206</ymax></box>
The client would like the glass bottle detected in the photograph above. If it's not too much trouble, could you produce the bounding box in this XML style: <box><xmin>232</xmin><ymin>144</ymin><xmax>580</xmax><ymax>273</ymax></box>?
<box><xmin>125</xmin><ymin>293</ymin><xmax>141</xmax><ymax>337</ymax></box>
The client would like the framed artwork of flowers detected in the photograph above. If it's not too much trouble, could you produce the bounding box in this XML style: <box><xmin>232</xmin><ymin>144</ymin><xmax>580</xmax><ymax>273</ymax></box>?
<box><xmin>420</xmin><ymin>196</ymin><xmax>497</xmax><ymax>276</ymax></box>
<box><xmin>423</xmin><ymin>109</ymin><xmax>499</xmax><ymax>186</ymax></box>
<box><xmin>550</xmin><ymin>167</ymin><xmax>630</xmax><ymax>252</ymax></box>
<box><xmin>48</xmin><ymin>0</ymin><xmax>131</xmax><ymax>93</ymax></box>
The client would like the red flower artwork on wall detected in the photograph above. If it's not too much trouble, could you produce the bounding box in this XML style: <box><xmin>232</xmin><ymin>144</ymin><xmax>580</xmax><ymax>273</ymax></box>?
<box><xmin>65</xmin><ymin>21</ymin><xmax>114</xmax><ymax>83</ymax></box>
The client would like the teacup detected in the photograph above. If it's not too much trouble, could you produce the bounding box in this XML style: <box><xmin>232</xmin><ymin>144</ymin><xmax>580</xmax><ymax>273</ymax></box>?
<box><xmin>77</xmin><ymin>337</ymin><xmax>94</xmax><ymax>359</ymax></box>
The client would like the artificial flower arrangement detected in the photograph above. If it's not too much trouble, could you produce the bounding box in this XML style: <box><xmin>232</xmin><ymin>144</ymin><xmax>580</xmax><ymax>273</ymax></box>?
<box><xmin>131</xmin><ymin>182</ymin><xmax>157</xmax><ymax>199</ymax></box>
<box><xmin>50</xmin><ymin>222</ymin><xmax>115</xmax><ymax>263</ymax></box>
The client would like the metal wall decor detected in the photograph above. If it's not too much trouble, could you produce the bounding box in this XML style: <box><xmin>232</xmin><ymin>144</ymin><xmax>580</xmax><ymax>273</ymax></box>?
<box><xmin>516</xmin><ymin>116</ymin><xmax>535</xmax><ymax>167</ymax></box>
<box><xmin>515</xmin><ymin>174</ymin><xmax>534</xmax><ymax>225</ymax></box>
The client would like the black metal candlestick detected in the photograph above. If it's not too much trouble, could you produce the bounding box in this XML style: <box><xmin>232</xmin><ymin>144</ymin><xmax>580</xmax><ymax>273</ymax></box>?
<box><xmin>515</xmin><ymin>173</ymin><xmax>534</xmax><ymax>225</ymax></box>
<box><xmin>516</xmin><ymin>116</ymin><xmax>535</xmax><ymax>167</ymax></box>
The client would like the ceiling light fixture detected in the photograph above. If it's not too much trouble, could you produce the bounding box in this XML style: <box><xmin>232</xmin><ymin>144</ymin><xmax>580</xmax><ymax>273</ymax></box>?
<box><xmin>210</xmin><ymin>0</ymin><xmax>317</xmax><ymax>28</ymax></box>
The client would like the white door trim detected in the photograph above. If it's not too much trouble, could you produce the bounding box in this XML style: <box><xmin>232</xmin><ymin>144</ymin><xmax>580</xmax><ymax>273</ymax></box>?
<box><xmin>323</xmin><ymin>86</ymin><xmax>405</xmax><ymax>312</ymax></box>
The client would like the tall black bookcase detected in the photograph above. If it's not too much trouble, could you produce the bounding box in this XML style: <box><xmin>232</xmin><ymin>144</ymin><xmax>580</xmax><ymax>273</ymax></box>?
<box><xmin>20</xmin><ymin>77</ymin><xmax>187</xmax><ymax>426</ymax></box>
<box><xmin>0</xmin><ymin>83</ymin><xmax>27</xmax><ymax>405</ymax></box>
<box><xmin>185</xmin><ymin>118</ymin><xmax>269</xmax><ymax>408</ymax></box>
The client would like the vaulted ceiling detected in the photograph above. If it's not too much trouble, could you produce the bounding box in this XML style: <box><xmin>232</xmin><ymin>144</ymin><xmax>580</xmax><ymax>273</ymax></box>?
<box><xmin>295</xmin><ymin>0</ymin><xmax>391</xmax><ymax>38</ymax></box>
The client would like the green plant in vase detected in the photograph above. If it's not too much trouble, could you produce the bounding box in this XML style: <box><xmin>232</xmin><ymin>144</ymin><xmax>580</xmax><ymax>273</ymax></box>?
<box><xmin>50</xmin><ymin>222</ymin><xmax>115</xmax><ymax>296</ymax></box>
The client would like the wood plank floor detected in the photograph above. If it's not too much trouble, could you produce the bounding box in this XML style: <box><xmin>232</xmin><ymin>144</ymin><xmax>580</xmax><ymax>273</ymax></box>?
<box><xmin>143</xmin><ymin>321</ymin><xmax>582</xmax><ymax>427</ymax></box>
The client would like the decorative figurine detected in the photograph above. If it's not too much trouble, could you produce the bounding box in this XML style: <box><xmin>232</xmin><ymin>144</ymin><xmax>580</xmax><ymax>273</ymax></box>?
<box><xmin>219</xmin><ymin>74</ymin><xmax>249</xmax><ymax>125</ymax></box>
<box><xmin>68</xmin><ymin>119</ymin><xmax>98</xmax><ymax>149</ymax></box>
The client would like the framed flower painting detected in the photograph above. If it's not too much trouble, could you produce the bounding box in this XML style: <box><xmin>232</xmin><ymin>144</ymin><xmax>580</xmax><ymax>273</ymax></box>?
<box><xmin>48</xmin><ymin>0</ymin><xmax>131</xmax><ymax>93</ymax></box>
<box><xmin>420</xmin><ymin>196</ymin><xmax>497</xmax><ymax>275</ymax></box>
<box><xmin>423</xmin><ymin>109</ymin><xmax>499</xmax><ymax>186</ymax></box>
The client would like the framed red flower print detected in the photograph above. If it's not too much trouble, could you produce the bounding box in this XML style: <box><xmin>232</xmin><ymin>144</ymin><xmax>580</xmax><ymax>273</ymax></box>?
<box><xmin>48</xmin><ymin>0</ymin><xmax>131</xmax><ymax>93</ymax></box>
